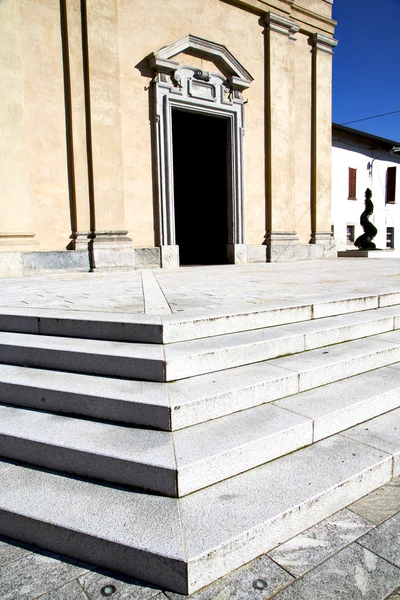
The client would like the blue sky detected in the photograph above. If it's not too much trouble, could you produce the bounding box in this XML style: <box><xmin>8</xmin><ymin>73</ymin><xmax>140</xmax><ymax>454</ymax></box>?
<box><xmin>332</xmin><ymin>0</ymin><xmax>400</xmax><ymax>142</ymax></box>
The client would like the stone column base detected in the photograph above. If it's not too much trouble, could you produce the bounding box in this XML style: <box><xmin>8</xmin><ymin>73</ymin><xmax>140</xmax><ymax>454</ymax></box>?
<box><xmin>265</xmin><ymin>232</ymin><xmax>306</xmax><ymax>262</ymax></box>
<box><xmin>310</xmin><ymin>231</ymin><xmax>336</xmax><ymax>258</ymax></box>
<box><xmin>227</xmin><ymin>244</ymin><xmax>248</xmax><ymax>264</ymax></box>
<box><xmin>160</xmin><ymin>245</ymin><xmax>179</xmax><ymax>268</ymax></box>
<box><xmin>70</xmin><ymin>231</ymin><xmax>135</xmax><ymax>270</ymax></box>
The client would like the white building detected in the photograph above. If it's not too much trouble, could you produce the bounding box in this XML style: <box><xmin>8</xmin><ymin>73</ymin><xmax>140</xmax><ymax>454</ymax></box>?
<box><xmin>332</xmin><ymin>124</ymin><xmax>400</xmax><ymax>254</ymax></box>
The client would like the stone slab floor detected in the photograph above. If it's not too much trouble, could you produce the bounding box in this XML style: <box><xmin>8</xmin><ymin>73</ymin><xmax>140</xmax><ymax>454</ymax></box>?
<box><xmin>0</xmin><ymin>476</ymin><xmax>399</xmax><ymax>600</ymax></box>
<box><xmin>0</xmin><ymin>258</ymin><xmax>400</xmax><ymax>316</ymax></box>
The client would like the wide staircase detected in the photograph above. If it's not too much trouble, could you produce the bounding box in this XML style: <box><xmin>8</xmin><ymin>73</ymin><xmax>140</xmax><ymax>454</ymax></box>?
<box><xmin>0</xmin><ymin>291</ymin><xmax>399</xmax><ymax>594</ymax></box>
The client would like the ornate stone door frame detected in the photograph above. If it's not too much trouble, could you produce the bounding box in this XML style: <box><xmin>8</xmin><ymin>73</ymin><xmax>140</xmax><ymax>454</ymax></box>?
<box><xmin>148</xmin><ymin>35</ymin><xmax>252</xmax><ymax>266</ymax></box>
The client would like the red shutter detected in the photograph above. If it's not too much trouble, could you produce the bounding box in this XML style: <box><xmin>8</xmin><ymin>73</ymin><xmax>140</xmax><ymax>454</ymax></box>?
<box><xmin>386</xmin><ymin>167</ymin><xmax>397</xmax><ymax>204</ymax></box>
<box><xmin>348</xmin><ymin>168</ymin><xmax>357</xmax><ymax>199</ymax></box>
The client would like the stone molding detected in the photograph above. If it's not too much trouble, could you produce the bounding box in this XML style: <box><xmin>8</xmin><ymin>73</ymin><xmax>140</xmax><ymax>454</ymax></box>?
<box><xmin>148</xmin><ymin>37</ymin><xmax>251</xmax><ymax>263</ymax></box>
<box><xmin>71</xmin><ymin>230</ymin><xmax>134</xmax><ymax>270</ymax></box>
<box><xmin>0</xmin><ymin>232</ymin><xmax>38</xmax><ymax>250</ymax></box>
<box><xmin>149</xmin><ymin>34</ymin><xmax>253</xmax><ymax>87</ymax></box>
<box><xmin>220</xmin><ymin>1</ymin><xmax>335</xmax><ymax>36</ymax></box>
<box><xmin>71</xmin><ymin>230</ymin><xmax>133</xmax><ymax>250</ymax></box>
<box><xmin>310</xmin><ymin>32</ymin><xmax>338</xmax><ymax>54</ymax></box>
<box><xmin>263</xmin><ymin>12</ymin><xmax>299</xmax><ymax>38</ymax></box>
<box><xmin>311</xmin><ymin>231</ymin><xmax>334</xmax><ymax>245</ymax></box>
<box><xmin>266</xmin><ymin>231</ymin><xmax>300</xmax><ymax>244</ymax></box>
<box><xmin>227</xmin><ymin>243</ymin><xmax>248</xmax><ymax>264</ymax></box>
<box><xmin>160</xmin><ymin>245</ymin><xmax>179</xmax><ymax>268</ymax></box>
<box><xmin>148</xmin><ymin>57</ymin><xmax>180</xmax><ymax>75</ymax></box>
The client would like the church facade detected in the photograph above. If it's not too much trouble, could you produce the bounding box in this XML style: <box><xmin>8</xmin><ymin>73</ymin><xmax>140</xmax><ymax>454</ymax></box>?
<box><xmin>0</xmin><ymin>0</ymin><xmax>337</xmax><ymax>276</ymax></box>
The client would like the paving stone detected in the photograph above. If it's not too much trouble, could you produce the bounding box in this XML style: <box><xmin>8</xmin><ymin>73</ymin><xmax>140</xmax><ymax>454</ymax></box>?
<box><xmin>0</xmin><ymin>537</ymin><xmax>32</xmax><ymax>566</ymax></box>
<box><xmin>78</xmin><ymin>569</ymin><xmax>162</xmax><ymax>599</ymax></box>
<box><xmin>270</xmin><ymin>543</ymin><xmax>400</xmax><ymax>600</ymax></box>
<box><xmin>0</xmin><ymin>551</ymin><xmax>88</xmax><ymax>600</ymax></box>
<box><xmin>164</xmin><ymin>554</ymin><xmax>293</xmax><ymax>600</ymax></box>
<box><xmin>36</xmin><ymin>581</ymin><xmax>88</xmax><ymax>600</ymax></box>
<box><xmin>268</xmin><ymin>508</ymin><xmax>373</xmax><ymax>578</ymax></box>
<box><xmin>342</xmin><ymin>409</ymin><xmax>400</xmax><ymax>477</ymax></box>
<box><xmin>385</xmin><ymin>587</ymin><xmax>400</xmax><ymax>600</ymax></box>
<box><xmin>142</xmin><ymin>270</ymin><xmax>171</xmax><ymax>315</ymax></box>
<box><xmin>358</xmin><ymin>513</ymin><xmax>400</xmax><ymax>567</ymax></box>
<box><xmin>0</xmin><ymin>460</ymin><xmax>16</xmax><ymax>476</ymax></box>
<box><xmin>348</xmin><ymin>478</ymin><xmax>400</xmax><ymax>525</ymax></box>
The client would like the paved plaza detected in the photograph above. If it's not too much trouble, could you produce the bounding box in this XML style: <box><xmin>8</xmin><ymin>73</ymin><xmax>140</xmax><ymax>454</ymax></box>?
<box><xmin>1</xmin><ymin>258</ymin><xmax>400</xmax><ymax>599</ymax></box>
<box><xmin>0</xmin><ymin>258</ymin><xmax>400</xmax><ymax>317</ymax></box>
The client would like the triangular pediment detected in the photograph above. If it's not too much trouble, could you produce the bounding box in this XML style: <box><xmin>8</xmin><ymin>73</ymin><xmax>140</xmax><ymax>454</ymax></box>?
<box><xmin>148</xmin><ymin>34</ymin><xmax>253</xmax><ymax>89</ymax></box>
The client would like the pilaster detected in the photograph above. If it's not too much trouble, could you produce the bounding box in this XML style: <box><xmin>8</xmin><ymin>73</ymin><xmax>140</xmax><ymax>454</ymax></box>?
<box><xmin>60</xmin><ymin>0</ymin><xmax>91</xmax><ymax>245</ymax></box>
<box><xmin>82</xmin><ymin>0</ymin><xmax>134</xmax><ymax>268</ymax></box>
<box><xmin>310</xmin><ymin>32</ymin><xmax>337</xmax><ymax>247</ymax></box>
<box><xmin>263</xmin><ymin>12</ymin><xmax>300</xmax><ymax>260</ymax></box>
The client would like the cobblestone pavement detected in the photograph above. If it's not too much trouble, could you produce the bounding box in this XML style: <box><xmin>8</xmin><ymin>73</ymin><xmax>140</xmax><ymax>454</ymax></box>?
<box><xmin>0</xmin><ymin>258</ymin><xmax>400</xmax><ymax>316</ymax></box>
<box><xmin>1</xmin><ymin>477</ymin><xmax>400</xmax><ymax>599</ymax></box>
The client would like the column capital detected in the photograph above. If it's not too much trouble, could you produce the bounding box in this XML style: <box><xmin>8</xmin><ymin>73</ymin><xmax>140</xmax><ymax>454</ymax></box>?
<box><xmin>309</xmin><ymin>33</ymin><xmax>338</xmax><ymax>54</ymax></box>
<box><xmin>263</xmin><ymin>12</ymin><xmax>299</xmax><ymax>39</ymax></box>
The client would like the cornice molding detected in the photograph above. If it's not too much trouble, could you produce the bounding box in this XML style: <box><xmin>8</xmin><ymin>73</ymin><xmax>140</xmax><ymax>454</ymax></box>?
<box><xmin>310</xmin><ymin>32</ymin><xmax>338</xmax><ymax>54</ymax></box>
<box><xmin>220</xmin><ymin>0</ymin><xmax>335</xmax><ymax>35</ymax></box>
<box><xmin>263</xmin><ymin>11</ymin><xmax>299</xmax><ymax>37</ymax></box>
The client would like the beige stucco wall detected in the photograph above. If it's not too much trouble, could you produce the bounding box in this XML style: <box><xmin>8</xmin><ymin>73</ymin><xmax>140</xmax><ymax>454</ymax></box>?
<box><xmin>294</xmin><ymin>32</ymin><xmax>312</xmax><ymax>244</ymax></box>
<box><xmin>0</xmin><ymin>0</ymin><xmax>336</xmax><ymax>263</ymax></box>
<box><xmin>0</xmin><ymin>0</ymin><xmax>34</xmax><ymax>251</ymax></box>
<box><xmin>117</xmin><ymin>0</ymin><xmax>266</xmax><ymax>247</ymax></box>
<box><xmin>19</xmin><ymin>0</ymin><xmax>71</xmax><ymax>251</ymax></box>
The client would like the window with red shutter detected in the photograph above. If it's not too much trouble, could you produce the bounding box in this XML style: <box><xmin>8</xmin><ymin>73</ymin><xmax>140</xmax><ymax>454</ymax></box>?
<box><xmin>386</xmin><ymin>167</ymin><xmax>397</xmax><ymax>204</ymax></box>
<box><xmin>348</xmin><ymin>168</ymin><xmax>357</xmax><ymax>199</ymax></box>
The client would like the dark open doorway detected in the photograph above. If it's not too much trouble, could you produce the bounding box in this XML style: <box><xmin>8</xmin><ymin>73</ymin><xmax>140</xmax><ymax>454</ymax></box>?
<box><xmin>172</xmin><ymin>109</ymin><xmax>230</xmax><ymax>265</ymax></box>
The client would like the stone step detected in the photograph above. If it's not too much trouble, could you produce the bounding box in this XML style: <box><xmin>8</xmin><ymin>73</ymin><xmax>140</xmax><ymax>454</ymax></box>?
<box><xmin>2</xmin><ymin>363</ymin><xmax>400</xmax><ymax>496</ymax></box>
<box><xmin>268</xmin><ymin>330</ymin><xmax>400</xmax><ymax>392</ymax></box>
<box><xmin>0</xmin><ymin>430</ymin><xmax>395</xmax><ymax>594</ymax></box>
<box><xmin>2</xmin><ymin>330</ymin><xmax>400</xmax><ymax>430</ymax></box>
<box><xmin>0</xmin><ymin>331</ymin><xmax>165</xmax><ymax>382</ymax></box>
<box><xmin>0</xmin><ymin>364</ymin><xmax>171</xmax><ymax>429</ymax></box>
<box><xmin>171</xmin><ymin>332</ymin><xmax>400</xmax><ymax>427</ymax></box>
<box><xmin>0</xmin><ymin>308</ymin><xmax>399</xmax><ymax>382</ymax></box>
<box><xmin>275</xmin><ymin>364</ymin><xmax>400</xmax><ymax>441</ymax></box>
<box><xmin>164</xmin><ymin>307</ymin><xmax>399</xmax><ymax>380</ymax></box>
<box><xmin>0</xmin><ymin>402</ymin><xmax>311</xmax><ymax>496</ymax></box>
<box><xmin>0</xmin><ymin>290</ymin><xmax>398</xmax><ymax>344</ymax></box>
